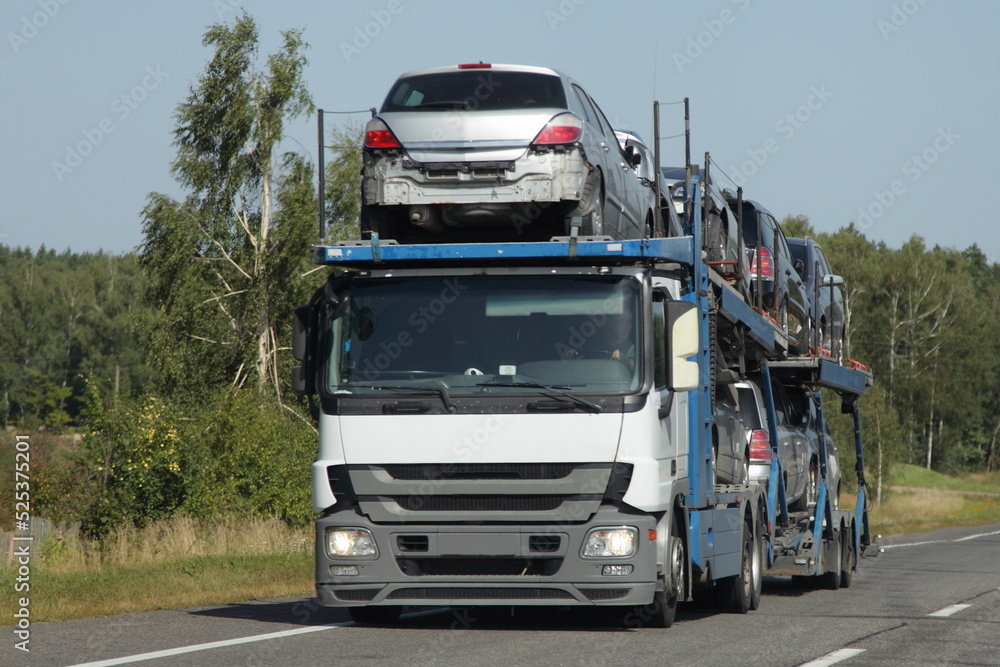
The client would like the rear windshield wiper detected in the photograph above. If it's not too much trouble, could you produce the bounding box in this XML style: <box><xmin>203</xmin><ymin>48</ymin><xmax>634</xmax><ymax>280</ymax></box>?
<box><xmin>347</xmin><ymin>384</ymin><xmax>456</xmax><ymax>413</ymax></box>
<box><xmin>476</xmin><ymin>380</ymin><xmax>603</xmax><ymax>414</ymax></box>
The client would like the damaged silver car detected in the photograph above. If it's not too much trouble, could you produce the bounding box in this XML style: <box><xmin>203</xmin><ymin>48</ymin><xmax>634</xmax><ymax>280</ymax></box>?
<box><xmin>361</xmin><ymin>63</ymin><xmax>650</xmax><ymax>243</ymax></box>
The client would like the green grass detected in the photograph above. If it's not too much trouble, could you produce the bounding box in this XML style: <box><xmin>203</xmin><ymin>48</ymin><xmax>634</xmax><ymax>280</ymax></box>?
<box><xmin>1</xmin><ymin>551</ymin><xmax>314</xmax><ymax>623</ymax></box>
<box><xmin>889</xmin><ymin>463</ymin><xmax>1000</xmax><ymax>494</ymax></box>
<box><xmin>866</xmin><ymin>464</ymin><xmax>1000</xmax><ymax>536</ymax></box>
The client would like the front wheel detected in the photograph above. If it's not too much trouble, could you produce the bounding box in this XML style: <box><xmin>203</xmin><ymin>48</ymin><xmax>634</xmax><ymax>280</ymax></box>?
<box><xmin>624</xmin><ymin>515</ymin><xmax>684</xmax><ymax>628</ymax></box>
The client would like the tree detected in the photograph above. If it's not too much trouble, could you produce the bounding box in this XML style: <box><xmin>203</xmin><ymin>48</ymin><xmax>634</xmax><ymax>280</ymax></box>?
<box><xmin>323</xmin><ymin>121</ymin><xmax>365</xmax><ymax>242</ymax></box>
<box><xmin>139</xmin><ymin>13</ymin><xmax>317</xmax><ymax>402</ymax></box>
<box><xmin>779</xmin><ymin>214</ymin><xmax>815</xmax><ymax>240</ymax></box>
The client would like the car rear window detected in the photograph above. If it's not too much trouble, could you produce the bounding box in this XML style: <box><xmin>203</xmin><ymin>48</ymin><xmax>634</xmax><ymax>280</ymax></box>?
<box><xmin>737</xmin><ymin>204</ymin><xmax>773</xmax><ymax>249</ymax></box>
<box><xmin>381</xmin><ymin>71</ymin><xmax>568</xmax><ymax>112</ymax></box>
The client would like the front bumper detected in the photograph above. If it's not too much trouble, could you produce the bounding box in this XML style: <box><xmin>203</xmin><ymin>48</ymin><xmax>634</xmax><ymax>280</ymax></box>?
<box><xmin>363</xmin><ymin>148</ymin><xmax>588</xmax><ymax>207</ymax></box>
<box><xmin>315</xmin><ymin>506</ymin><xmax>658</xmax><ymax>607</ymax></box>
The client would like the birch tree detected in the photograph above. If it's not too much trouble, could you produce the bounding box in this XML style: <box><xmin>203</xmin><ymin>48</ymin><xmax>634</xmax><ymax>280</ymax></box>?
<box><xmin>139</xmin><ymin>13</ymin><xmax>316</xmax><ymax>401</ymax></box>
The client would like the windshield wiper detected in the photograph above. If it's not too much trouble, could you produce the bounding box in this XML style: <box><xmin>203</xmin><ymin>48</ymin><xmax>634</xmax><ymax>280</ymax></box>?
<box><xmin>348</xmin><ymin>384</ymin><xmax>456</xmax><ymax>413</ymax></box>
<box><xmin>476</xmin><ymin>380</ymin><xmax>603</xmax><ymax>414</ymax></box>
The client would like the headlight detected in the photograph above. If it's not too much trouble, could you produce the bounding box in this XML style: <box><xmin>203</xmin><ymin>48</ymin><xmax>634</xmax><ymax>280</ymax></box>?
<box><xmin>326</xmin><ymin>528</ymin><xmax>378</xmax><ymax>558</ymax></box>
<box><xmin>582</xmin><ymin>527</ymin><xmax>637</xmax><ymax>558</ymax></box>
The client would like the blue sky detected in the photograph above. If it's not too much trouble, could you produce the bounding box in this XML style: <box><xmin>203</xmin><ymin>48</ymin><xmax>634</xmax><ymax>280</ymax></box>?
<box><xmin>3</xmin><ymin>0</ymin><xmax>998</xmax><ymax>263</ymax></box>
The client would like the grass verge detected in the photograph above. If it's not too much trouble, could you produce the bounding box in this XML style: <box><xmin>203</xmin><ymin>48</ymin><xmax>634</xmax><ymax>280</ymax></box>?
<box><xmin>868</xmin><ymin>488</ymin><xmax>1000</xmax><ymax>536</ymax></box>
<box><xmin>1</xmin><ymin>516</ymin><xmax>314</xmax><ymax>624</ymax></box>
<box><xmin>4</xmin><ymin>551</ymin><xmax>314</xmax><ymax>623</ymax></box>
<box><xmin>864</xmin><ymin>463</ymin><xmax>1000</xmax><ymax>536</ymax></box>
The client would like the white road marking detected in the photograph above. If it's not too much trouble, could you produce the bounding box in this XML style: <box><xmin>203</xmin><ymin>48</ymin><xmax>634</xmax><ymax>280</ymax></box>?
<box><xmin>798</xmin><ymin>648</ymin><xmax>866</xmax><ymax>666</ymax></box>
<box><xmin>928</xmin><ymin>603</ymin><xmax>972</xmax><ymax>618</ymax></box>
<box><xmin>68</xmin><ymin>607</ymin><xmax>451</xmax><ymax>666</ymax></box>
<box><xmin>883</xmin><ymin>528</ymin><xmax>1000</xmax><ymax>550</ymax></box>
<box><xmin>68</xmin><ymin>624</ymin><xmax>347</xmax><ymax>666</ymax></box>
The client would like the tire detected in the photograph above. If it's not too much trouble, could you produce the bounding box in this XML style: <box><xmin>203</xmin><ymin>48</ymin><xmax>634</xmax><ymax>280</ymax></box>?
<box><xmin>807</xmin><ymin>460</ymin><xmax>818</xmax><ymax>507</ymax></box>
<box><xmin>568</xmin><ymin>169</ymin><xmax>604</xmax><ymax>236</ymax></box>
<box><xmin>360</xmin><ymin>199</ymin><xmax>391</xmax><ymax>240</ymax></box>
<box><xmin>841</xmin><ymin>524</ymin><xmax>856</xmax><ymax>589</ymax></box>
<box><xmin>821</xmin><ymin>530</ymin><xmax>842</xmax><ymax>590</ymax></box>
<box><xmin>749</xmin><ymin>515</ymin><xmax>764</xmax><ymax>611</ymax></box>
<box><xmin>629</xmin><ymin>515</ymin><xmax>683</xmax><ymax>628</ymax></box>
<box><xmin>718</xmin><ymin>519</ymin><xmax>753</xmax><ymax>614</ymax></box>
<box><xmin>348</xmin><ymin>605</ymin><xmax>403</xmax><ymax>625</ymax></box>
<box><xmin>791</xmin><ymin>459</ymin><xmax>819</xmax><ymax>512</ymax></box>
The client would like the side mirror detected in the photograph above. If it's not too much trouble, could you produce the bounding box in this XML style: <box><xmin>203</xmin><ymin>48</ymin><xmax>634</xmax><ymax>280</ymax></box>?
<box><xmin>794</xmin><ymin>258</ymin><xmax>805</xmax><ymax>275</ymax></box>
<box><xmin>624</xmin><ymin>145</ymin><xmax>640</xmax><ymax>167</ymax></box>
<box><xmin>665</xmin><ymin>300</ymin><xmax>699</xmax><ymax>391</ymax></box>
<box><xmin>291</xmin><ymin>305</ymin><xmax>316</xmax><ymax>395</ymax></box>
<box><xmin>821</xmin><ymin>274</ymin><xmax>844</xmax><ymax>287</ymax></box>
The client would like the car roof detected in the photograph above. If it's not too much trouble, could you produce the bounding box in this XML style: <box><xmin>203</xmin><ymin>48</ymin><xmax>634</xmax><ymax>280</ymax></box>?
<box><xmin>393</xmin><ymin>63</ymin><xmax>568</xmax><ymax>80</ymax></box>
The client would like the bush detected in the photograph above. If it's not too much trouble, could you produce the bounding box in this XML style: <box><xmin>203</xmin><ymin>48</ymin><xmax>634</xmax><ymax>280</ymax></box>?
<box><xmin>57</xmin><ymin>380</ymin><xmax>315</xmax><ymax>538</ymax></box>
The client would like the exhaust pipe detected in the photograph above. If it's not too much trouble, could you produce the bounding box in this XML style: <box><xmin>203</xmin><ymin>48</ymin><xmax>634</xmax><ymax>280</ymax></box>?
<box><xmin>409</xmin><ymin>205</ymin><xmax>444</xmax><ymax>233</ymax></box>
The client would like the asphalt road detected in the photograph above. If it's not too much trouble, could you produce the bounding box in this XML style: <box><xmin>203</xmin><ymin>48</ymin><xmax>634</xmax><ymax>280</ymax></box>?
<box><xmin>10</xmin><ymin>521</ymin><xmax>1000</xmax><ymax>667</ymax></box>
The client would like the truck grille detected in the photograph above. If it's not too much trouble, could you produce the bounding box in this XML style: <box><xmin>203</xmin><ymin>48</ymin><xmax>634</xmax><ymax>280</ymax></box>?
<box><xmin>349</xmin><ymin>462</ymin><xmax>613</xmax><ymax>523</ymax></box>
<box><xmin>383</xmin><ymin>463</ymin><xmax>576</xmax><ymax>481</ymax></box>
<box><xmin>396</xmin><ymin>557</ymin><xmax>562</xmax><ymax>577</ymax></box>
<box><xmin>392</xmin><ymin>495</ymin><xmax>563</xmax><ymax>512</ymax></box>
<box><xmin>334</xmin><ymin>589</ymin><xmax>379</xmax><ymax>602</ymax></box>
<box><xmin>386</xmin><ymin>587</ymin><xmax>573</xmax><ymax>600</ymax></box>
<box><xmin>580</xmin><ymin>588</ymin><xmax>630</xmax><ymax>601</ymax></box>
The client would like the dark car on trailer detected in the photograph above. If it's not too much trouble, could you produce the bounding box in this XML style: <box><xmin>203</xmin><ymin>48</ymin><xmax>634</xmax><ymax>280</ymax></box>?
<box><xmin>787</xmin><ymin>237</ymin><xmax>846</xmax><ymax>361</ymax></box>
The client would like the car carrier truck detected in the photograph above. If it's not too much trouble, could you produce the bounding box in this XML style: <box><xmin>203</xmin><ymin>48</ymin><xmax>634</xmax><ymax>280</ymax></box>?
<box><xmin>291</xmin><ymin>170</ymin><xmax>874</xmax><ymax>627</ymax></box>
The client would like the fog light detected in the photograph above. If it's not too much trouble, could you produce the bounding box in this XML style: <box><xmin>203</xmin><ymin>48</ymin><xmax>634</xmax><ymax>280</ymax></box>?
<box><xmin>330</xmin><ymin>565</ymin><xmax>359</xmax><ymax>576</ymax></box>
<box><xmin>602</xmin><ymin>564</ymin><xmax>634</xmax><ymax>576</ymax></box>
<box><xmin>582</xmin><ymin>527</ymin><xmax>637</xmax><ymax>558</ymax></box>
<box><xmin>326</xmin><ymin>528</ymin><xmax>378</xmax><ymax>558</ymax></box>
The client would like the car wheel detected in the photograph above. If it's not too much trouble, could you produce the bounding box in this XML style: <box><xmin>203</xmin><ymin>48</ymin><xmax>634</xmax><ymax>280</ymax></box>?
<box><xmin>570</xmin><ymin>169</ymin><xmax>604</xmax><ymax>236</ymax></box>
<box><xmin>360</xmin><ymin>196</ymin><xmax>391</xmax><ymax>240</ymax></box>
<box><xmin>808</xmin><ymin>460</ymin><xmax>818</xmax><ymax>506</ymax></box>
<box><xmin>779</xmin><ymin>297</ymin><xmax>789</xmax><ymax>339</ymax></box>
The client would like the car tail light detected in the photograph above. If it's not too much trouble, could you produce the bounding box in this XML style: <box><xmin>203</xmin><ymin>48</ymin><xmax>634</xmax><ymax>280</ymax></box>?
<box><xmin>531</xmin><ymin>113</ymin><xmax>583</xmax><ymax>145</ymax></box>
<box><xmin>364</xmin><ymin>118</ymin><xmax>401</xmax><ymax>149</ymax></box>
<box><xmin>750</xmin><ymin>247</ymin><xmax>774</xmax><ymax>279</ymax></box>
<box><xmin>458</xmin><ymin>62</ymin><xmax>491</xmax><ymax>69</ymax></box>
<box><xmin>748</xmin><ymin>429</ymin><xmax>772</xmax><ymax>461</ymax></box>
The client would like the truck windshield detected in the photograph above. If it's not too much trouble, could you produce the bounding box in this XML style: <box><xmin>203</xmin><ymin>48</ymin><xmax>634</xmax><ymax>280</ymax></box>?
<box><xmin>326</xmin><ymin>275</ymin><xmax>641</xmax><ymax>396</ymax></box>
